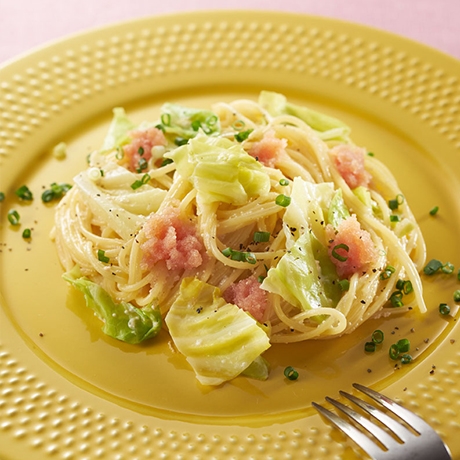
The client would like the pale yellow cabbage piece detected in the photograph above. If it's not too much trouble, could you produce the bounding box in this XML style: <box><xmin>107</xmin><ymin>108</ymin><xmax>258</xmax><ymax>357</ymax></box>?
<box><xmin>165</xmin><ymin>278</ymin><xmax>271</xmax><ymax>386</ymax></box>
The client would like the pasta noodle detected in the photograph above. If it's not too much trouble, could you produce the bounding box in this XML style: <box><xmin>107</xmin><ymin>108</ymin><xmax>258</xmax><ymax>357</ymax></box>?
<box><xmin>53</xmin><ymin>91</ymin><xmax>426</xmax><ymax>358</ymax></box>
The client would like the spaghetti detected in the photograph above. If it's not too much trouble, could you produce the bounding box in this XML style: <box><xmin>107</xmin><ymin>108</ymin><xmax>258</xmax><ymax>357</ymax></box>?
<box><xmin>53</xmin><ymin>91</ymin><xmax>426</xmax><ymax>383</ymax></box>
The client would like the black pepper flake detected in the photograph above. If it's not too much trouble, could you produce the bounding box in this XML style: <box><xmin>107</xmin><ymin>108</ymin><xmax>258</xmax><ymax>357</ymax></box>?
<box><xmin>450</xmin><ymin>339</ymin><xmax>456</xmax><ymax>344</ymax></box>
<box><xmin>39</xmin><ymin>333</ymin><xmax>44</xmax><ymax>337</ymax></box>
<box><xmin>424</xmin><ymin>338</ymin><xmax>430</xmax><ymax>344</ymax></box>
<box><xmin>196</xmin><ymin>307</ymin><xmax>203</xmax><ymax>314</ymax></box>
<box><xmin>367</xmin><ymin>368</ymin><xmax>372</xmax><ymax>373</ymax></box>
<box><xmin>360</xmin><ymin>300</ymin><xmax>366</xmax><ymax>304</ymax></box>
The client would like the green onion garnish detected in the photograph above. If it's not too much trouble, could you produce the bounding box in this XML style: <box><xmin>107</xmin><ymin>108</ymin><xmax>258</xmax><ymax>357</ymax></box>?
<box><xmin>41</xmin><ymin>183</ymin><xmax>72</xmax><ymax>203</ymax></box>
<box><xmin>396</xmin><ymin>338</ymin><xmax>410</xmax><ymax>353</ymax></box>
<box><xmin>388</xmin><ymin>194</ymin><xmax>404</xmax><ymax>210</ymax></box>
<box><xmin>97</xmin><ymin>249</ymin><xmax>110</xmax><ymax>263</ymax></box>
<box><xmin>138</xmin><ymin>146</ymin><xmax>145</xmax><ymax>156</ymax></box>
<box><xmin>441</xmin><ymin>262</ymin><xmax>454</xmax><ymax>274</ymax></box>
<box><xmin>390</xmin><ymin>290</ymin><xmax>404</xmax><ymax>307</ymax></box>
<box><xmin>380</xmin><ymin>265</ymin><xmax>395</xmax><ymax>280</ymax></box>
<box><xmin>275</xmin><ymin>194</ymin><xmax>291</xmax><ymax>207</ymax></box>
<box><xmin>279</xmin><ymin>178</ymin><xmax>289</xmax><ymax>186</ymax></box>
<box><xmin>423</xmin><ymin>259</ymin><xmax>443</xmax><ymax>275</ymax></box>
<box><xmin>331</xmin><ymin>243</ymin><xmax>349</xmax><ymax>262</ymax></box>
<box><xmin>389</xmin><ymin>344</ymin><xmax>400</xmax><ymax>360</ymax></box>
<box><xmin>454</xmin><ymin>290</ymin><xmax>460</xmax><ymax>303</ymax></box>
<box><xmin>161</xmin><ymin>158</ymin><xmax>174</xmax><ymax>167</ymax></box>
<box><xmin>253</xmin><ymin>231</ymin><xmax>270</xmax><ymax>243</ymax></box>
<box><xmin>429</xmin><ymin>206</ymin><xmax>439</xmax><ymax>216</ymax></box>
<box><xmin>284</xmin><ymin>366</ymin><xmax>299</xmax><ymax>380</ymax></box>
<box><xmin>439</xmin><ymin>303</ymin><xmax>451</xmax><ymax>315</ymax></box>
<box><xmin>339</xmin><ymin>279</ymin><xmax>350</xmax><ymax>291</ymax></box>
<box><xmin>15</xmin><ymin>185</ymin><xmax>33</xmax><ymax>201</ymax></box>
<box><xmin>161</xmin><ymin>113</ymin><xmax>171</xmax><ymax>126</ymax></box>
<box><xmin>232</xmin><ymin>120</ymin><xmax>246</xmax><ymax>131</ymax></box>
<box><xmin>136</xmin><ymin>157</ymin><xmax>148</xmax><ymax>172</ymax></box>
<box><xmin>396</xmin><ymin>279</ymin><xmax>413</xmax><ymax>295</ymax></box>
<box><xmin>130</xmin><ymin>173</ymin><xmax>151</xmax><ymax>190</ymax></box>
<box><xmin>234</xmin><ymin>129</ymin><xmax>253</xmax><ymax>142</ymax></box>
<box><xmin>400</xmin><ymin>354</ymin><xmax>413</xmax><ymax>364</ymax></box>
<box><xmin>174</xmin><ymin>137</ymin><xmax>188</xmax><ymax>146</ymax></box>
<box><xmin>0</xmin><ymin>192</ymin><xmax>5</xmax><ymax>202</ymax></box>
<box><xmin>191</xmin><ymin>119</ymin><xmax>202</xmax><ymax>131</ymax></box>
<box><xmin>22</xmin><ymin>228</ymin><xmax>31</xmax><ymax>239</ymax></box>
<box><xmin>364</xmin><ymin>342</ymin><xmax>376</xmax><ymax>352</ymax></box>
<box><xmin>257</xmin><ymin>275</ymin><xmax>266</xmax><ymax>283</ymax></box>
<box><xmin>7</xmin><ymin>209</ymin><xmax>20</xmax><ymax>225</ymax></box>
<box><xmin>372</xmin><ymin>329</ymin><xmax>384</xmax><ymax>344</ymax></box>
<box><xmin>222</xmin><ymin>247</ymin><xmax>257</xmax><ymax>264</ymax></box>
<box><xmin>390</xmin><ymin>215</ymin><xmax>400</xmax><ymax>223</ymax></box>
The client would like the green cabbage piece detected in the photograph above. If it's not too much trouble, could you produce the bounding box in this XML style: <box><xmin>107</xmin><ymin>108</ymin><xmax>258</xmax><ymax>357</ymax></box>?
<box><xmin>101</xmin><ymin>107</ymin><xmax>136</xmax><ymax>151</ymax></box>
<box><xmin>165</xmin><ymin>278</ymin><xmax>271</xmax><ymax>386</ymax></box>
<box><xmin>159</xmin><ymin>103</ymin><xmax>220</xmax><ymax>140</ymax></box>
<box><xmin>258</xmin><ymin>91</ymin><xmax>350</xmax><ymax>142</ymax></box>
<box><xmin>262</xmin><ymin>178</ymin><xmax>346</xmax><ymax>311</ymax></box>
<box><xmin>63</xmin><ymin>266</ymin><xmax>161</xmax><ymax>344</ymax></box>
<box><xmin>165</xmin><ymin>134</ymin><xmax>271</xmax><ymax>205</ymax></box>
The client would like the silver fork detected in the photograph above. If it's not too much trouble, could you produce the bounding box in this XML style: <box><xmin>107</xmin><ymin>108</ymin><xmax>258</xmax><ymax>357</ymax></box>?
<box><xmin>312</xmin><ymin>383</ymin><xmax>452</xmax><ymax>460</ymax></box>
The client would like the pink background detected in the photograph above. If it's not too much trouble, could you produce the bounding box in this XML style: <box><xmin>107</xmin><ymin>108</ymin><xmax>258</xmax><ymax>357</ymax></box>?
<box><xmin>1</xmin><ymin>0</ymin><xmax>459</xmax><ymax>65</ymax></box>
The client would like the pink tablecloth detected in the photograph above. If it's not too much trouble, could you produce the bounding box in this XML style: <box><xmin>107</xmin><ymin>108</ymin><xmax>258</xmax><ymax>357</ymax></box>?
<box><xmin>1</xmin><ymin>0</ymin><xmax>459</xmax><ymax>65</ymax></box>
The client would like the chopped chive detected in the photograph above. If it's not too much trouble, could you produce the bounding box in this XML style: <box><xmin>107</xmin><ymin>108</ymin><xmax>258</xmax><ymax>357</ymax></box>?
<box><xmin>7</xmin><ymin>209</ymin><xmax>20</xmax><ymax>225</ymax></box>
<box><xmin>138</xmin><ymin>146</ymin><xmax>145</xmax><ymax>156</ymax></box>
<box><xmin>454</xmin><ymin>290</ymin><xmax>460</xmax><ymax>303</ymax></box>
<box><xmin>130</xmin><ymin>173</ymin><xmax>151</xmax><ymax>190</ymax></box>
<box><xmin>253</xmin><ymin>231</ymin><xmax>270</xmax><ymax>243</ymax></box>
<box><xmin>423</xmin><ymin>259</ymin><xmax>443</xmax><ymax>275</ymax></box>
<box><xmin>338</xmin><ymin>279</ymin><xmax>350</xmax><ymax>291</ymax></box>
<box><xmin>284</xmin><ymin>366</ymin><xmax>299</xmax><ymax>381</ymax></box>
<box><xmin>15</xmin><ymin>185</ymin><xmax>33</xmax><ymax>201</ymax></box>
<box><xmin>97</xmin><ymin>249</ymin><xmax>110</xmax><ymax>263</ymax></box>
<box><xmin>441</xmin><ymin>262</ymin><xmax>454</xmax><ymax>274</ymax></box>
<box><xmin>396</xmin><ymin>279</ymin><xmax>413</xmax><ymax>295</ymax></box>
<box><xmin>400</xmin><ymin>354</ymin><xmax>412</xmax><ymax>364</ymax></box>
<box><xmin>439</xmin><ymin>303</ymin><xmax>451</xmax><ymax>315</ymax></box>
<box><xmin>396</xmin><ymin>338</ymin><xmax>410</xmax><ymax>353</ymax></box>
<box><xmin>41</xmin><ymin>182</ymin><xmax>72</xmax><ymax>203</ymax></box>
<box><xmin>191</xmin><ymin>119</ymin><xmax>201</xmax><ymax>131</ymax></box>
<box><xmin>232</xmin><ymin>120</ymin><xmax>245</xmax><ymax>130</ymax></box>
<box><xmin>279</xmin><ymin>178</ymin><xmax>289</xmax><ymax>186</ymax></box>
<box><xmin>257</xmin><ymin>275</ymin><xmax>266</xmax><ymax>283</ymax></box>
<box><xmin>205</xmin><ymin>115</ymin><xmax>218</xmax><ymax>126</ymax></box>
<box><xmin>115</xmin><ymin>147</ymin><xmax>124</xmax><ymax>160</ymax></box>
<box><xmin>331</xmin><ymin>243</ymin><xmax>349</xmax><ymax>262</ymax></box>
<box><xmin>390</xmin><ymin>215</ymin><xmax>400</xmax><ymax>223</ymax></box>
<box><xmin>222</xmin><ymin>247</ymin><xmax>232</xmax><ymax>257</ymax></box>
<box><xmin>221</xmin><ymin>247</ymin><xmax>257</xmax><ymax>264</ymax></box>
<box><xmin>388</xmin><ymin>199</ymin><xmax>399</xmax><ymax>210</ymax></box>
<box><xmin>174</xmin><ymin>137</ymin><xmax>188</xmax><ymax>146</ymax></box>
<box><xmin>367</xmin><ymin>151</ymin><xmax>375</xmax><ymax>156</ymax></box>
<box><xmin>136</xmin><ymin>157</ymin><xmax>148</xmax><ymax>172</ymax></box>
<box><xmin>389</xmin><ymin>344</ymin><xmax>400</xmax><ymax>360</ymax></box>
<box><xmin>234</xmin><ymin>129</ymin><xmax>253</xmax><ymax>142</ymax></box>
<box><xmin>161</xmin><ymin>158</ymin><xmax>174</xmax><ymax>167</ymax></box>
<box><xmin>390</xmin><ymin>290</ymin><xmax>404</xmax><ymax>307</ymax></box>
<box><xmin>22</xmin><ymin>228</ymin><xmax>31</xmax><ymax>239</ymax></box>
<box><xmin>161</xmin><ymin>113</ymin><xmax>171</xmax><ymax>126</ymax></box>
<box><xmin>364</xmin><ymin>342</ymin><xmax>376</xmax><ymax>353</ymax></box>
<box><xmin>275</xmin><ymin>194</ymin><xmax>291</xmax><ymax>207</ymax></box>
<box><xmin>372</xmin><ymin>329</ymin><xmax>384</xmax><ymax>344</ymax></box>
<box><xmin>0</xmin><ymin>192</ymin><xmax>5</xmax><ymax>202</ymax></box>
<box><xmin>429</xmin><ymin>206</ymin><xmax>439</xmax><ymax>216</ymax></box>
<box><xmin>380</xmin><ymin>265</ymin><xmax>395</xmax><ymax>280</ymax></box>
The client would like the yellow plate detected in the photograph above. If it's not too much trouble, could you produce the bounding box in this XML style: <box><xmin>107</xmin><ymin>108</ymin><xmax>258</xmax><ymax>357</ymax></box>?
<box><xmin>1</xmin><ymin>10</ymin><xmax>460</xmax><ymax>459</ymax></box>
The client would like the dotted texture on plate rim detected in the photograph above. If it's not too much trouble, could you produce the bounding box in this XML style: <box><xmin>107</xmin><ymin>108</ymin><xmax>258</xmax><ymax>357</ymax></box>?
<box><xmin>1</xmin><ymin>14</ymin><xmax>460</xmax><ymax>459</ymax></box>
<box><xmin>0</xmin><ymin>17</ymin><xmax>459</xmax><ymax>159</ymax></box>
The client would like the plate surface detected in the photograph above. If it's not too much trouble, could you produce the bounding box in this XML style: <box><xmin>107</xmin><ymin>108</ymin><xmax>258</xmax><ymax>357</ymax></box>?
<box><xmin>1</xmin><ymin>10</ymin><xmax>460</xmax><ymax>459</ymax></box>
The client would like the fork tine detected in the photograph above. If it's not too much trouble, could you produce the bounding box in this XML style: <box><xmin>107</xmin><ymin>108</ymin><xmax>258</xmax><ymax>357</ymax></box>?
<box><xmin>312</xmin><ymin>401</ymin><xmax>385</xmax><ymax>459</ymax></box>
<box><xmin>326</xmin><ymin>396</ymin><xmax>399</xmax><ymax>449</ymax></box>
<box><xmin>340</xmin><ymin>390</ymin><xmax>414</xmax><ymax>443</ymax></box>
<box><xmin>353</xmin><ymin>383</ymin><xmax>433</xmax><ymax>435</ymax></box>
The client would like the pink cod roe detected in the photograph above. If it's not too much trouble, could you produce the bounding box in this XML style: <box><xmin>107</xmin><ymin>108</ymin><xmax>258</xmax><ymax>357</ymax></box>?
<box><xmin>248</xmin><ymin>130</ymin><xmax>287</xmax><ymax>167</ymax></box>
<box><xmin>141</xmin><ymin>207</ymin><xmax>204</xmax><ymax>272</ymax></box>
<box><xmin>123</xmin><ymin>127</ymin><xmax>167</xmax><ymax>172</ymax></box>
<box><xmin>223</xmin><ymin>275</ymin><xmax>268</xmax><ymax>322</ymax></box>
<box><xmin>331</xmin><ymin>144</ymin><xmax>371</xmax><ymax>189</ymax></box>
<box><xmin>326</xmin><ymin>215</ymin><xmax>377</xmax><ymax>279</ymax></box>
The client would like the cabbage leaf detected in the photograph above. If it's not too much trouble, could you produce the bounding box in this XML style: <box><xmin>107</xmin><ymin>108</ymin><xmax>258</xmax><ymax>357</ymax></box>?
<box><xmin>165</xmin><ymin>278</ymin><xmax>271</xmax><ymax>386</ymax></box>
<box><xmin>63</xmin><ymin>266</ymin><xmax>161</xmax><ymax>344</ymax></box>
